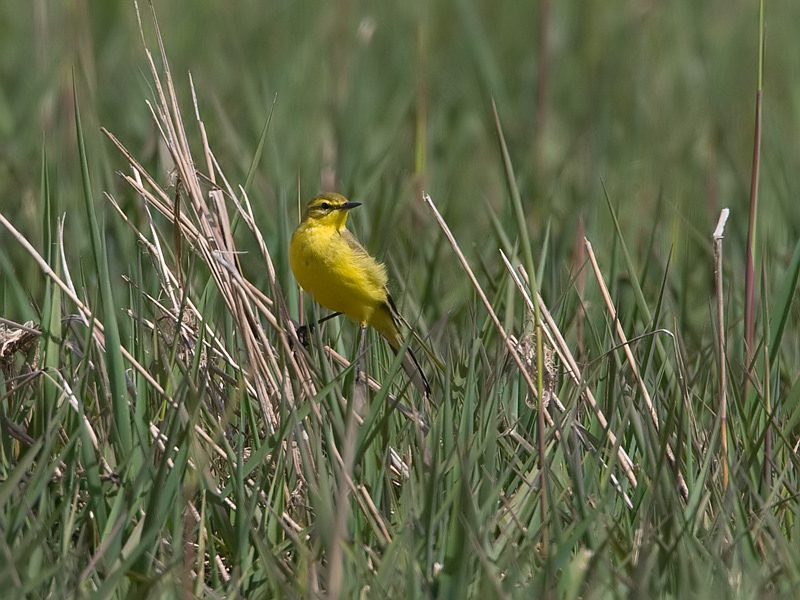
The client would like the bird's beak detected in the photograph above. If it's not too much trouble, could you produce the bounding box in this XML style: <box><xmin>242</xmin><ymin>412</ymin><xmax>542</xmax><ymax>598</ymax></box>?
<box><xmin>341</xmin><ymin>201</ymin><xmax>361</xmax><ymax>211</ymax></box>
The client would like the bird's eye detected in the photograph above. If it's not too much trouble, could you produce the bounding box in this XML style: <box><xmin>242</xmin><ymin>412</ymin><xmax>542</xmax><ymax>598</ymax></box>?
<box><xmin>320</xmin><ymin>202</ymin><xmax>330</xmax><ymax>210</ymax></box>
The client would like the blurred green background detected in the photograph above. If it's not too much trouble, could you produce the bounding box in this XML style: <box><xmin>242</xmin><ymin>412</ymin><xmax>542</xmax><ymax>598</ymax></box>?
<box><xmin>3</xmin><ymin>0</ymin><xmax>799</xmax><ymax>335</ymax></box>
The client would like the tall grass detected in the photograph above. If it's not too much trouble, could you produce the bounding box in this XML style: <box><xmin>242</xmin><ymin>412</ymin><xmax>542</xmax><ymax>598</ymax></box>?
<box><xmin>2</xmin><ymin>1</ymin><xmax>800</xmax><ymax>597</ymax></box>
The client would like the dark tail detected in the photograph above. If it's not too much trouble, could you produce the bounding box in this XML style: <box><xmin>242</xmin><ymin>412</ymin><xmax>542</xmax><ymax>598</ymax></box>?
<box><xmin>396</xmin><ymin>344</ymin><xmax>431</xmax><ymax>399</ymax></box>
<box><xmin>373</xmin><ymin>297</ymin><xmax>431</xmax><ymax>400</ymax></box>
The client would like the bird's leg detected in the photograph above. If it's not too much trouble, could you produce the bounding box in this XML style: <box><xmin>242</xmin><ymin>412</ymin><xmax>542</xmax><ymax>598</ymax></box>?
<box><xmin>293</xmin><ymin>311</ymin><xmax>343</xmax><ymax>348</ymax></box>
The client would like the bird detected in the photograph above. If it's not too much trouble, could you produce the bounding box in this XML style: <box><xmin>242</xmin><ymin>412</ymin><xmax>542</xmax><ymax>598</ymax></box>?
<box><xmin>289</xmin><ymin>192</ymin><xmax>430</xmax><ymax>399</ymax></box>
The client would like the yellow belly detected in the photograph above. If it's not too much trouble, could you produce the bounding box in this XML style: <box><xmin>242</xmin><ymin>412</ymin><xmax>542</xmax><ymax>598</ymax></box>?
<box><xmin>290</xmin><ymin>223</ymin><xmax>388</xmax><ymax>325</ymax></box>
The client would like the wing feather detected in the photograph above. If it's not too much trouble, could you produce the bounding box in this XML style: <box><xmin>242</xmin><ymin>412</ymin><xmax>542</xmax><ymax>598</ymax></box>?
<box><xmin>339</xmin><ymin>229</ymin><xmax>388</xmax><ymax>292</ymax></box>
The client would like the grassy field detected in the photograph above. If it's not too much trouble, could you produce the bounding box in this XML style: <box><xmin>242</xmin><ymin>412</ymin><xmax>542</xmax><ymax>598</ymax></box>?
<box><xmin>2</xmin><ymin>1</ymin><xmax>800</xmax><ymax>598</ymax></box>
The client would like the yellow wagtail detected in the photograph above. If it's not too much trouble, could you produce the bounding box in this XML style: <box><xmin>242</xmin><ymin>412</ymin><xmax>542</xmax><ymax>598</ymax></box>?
<box><xmin>289</xmin><ymin>192</ymin><xmax>430</xmax><ymax>398</ymax></box>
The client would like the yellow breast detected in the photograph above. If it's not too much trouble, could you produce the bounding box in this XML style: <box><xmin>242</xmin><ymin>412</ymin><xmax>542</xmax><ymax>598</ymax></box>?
<box><xmin>290</xmin><ymin>221</ymin><xmax>388</xmax><ymax>325</ymax></box>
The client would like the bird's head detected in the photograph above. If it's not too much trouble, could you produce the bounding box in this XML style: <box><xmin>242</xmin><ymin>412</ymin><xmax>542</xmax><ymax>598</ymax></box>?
<box><xmin>301</xmin><ymin>193</ymin><xmax>361</xmax><ymax>230</ymax></box>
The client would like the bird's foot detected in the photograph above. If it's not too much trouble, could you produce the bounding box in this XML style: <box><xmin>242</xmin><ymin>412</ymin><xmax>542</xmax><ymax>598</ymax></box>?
<box><xmin>288</xmin><ymin>318</ymin><xmax>311</xmax><ymax>349</ymax></box>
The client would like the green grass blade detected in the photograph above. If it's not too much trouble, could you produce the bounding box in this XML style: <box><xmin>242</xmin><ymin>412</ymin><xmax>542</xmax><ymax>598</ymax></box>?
<box><xmin>72</xmin><ymin>77</ymin><xmax>133</xmax><ymax>464</ymax></box>
<box><xmin>39</xmin><ymin>144</ymin><xmax>62</xmax><ymax>418</ymax></box>
<box><xmin>768</xmin><ymin>238</ymin><xmax>800</xmax><ymax>366</ymax></box>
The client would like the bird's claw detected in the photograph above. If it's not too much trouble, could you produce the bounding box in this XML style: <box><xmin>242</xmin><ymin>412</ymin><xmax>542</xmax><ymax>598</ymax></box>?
<box><xmin>288</xmin><ymin>318</ymin><xmax>311</xmax><ymax>349</ymax></box>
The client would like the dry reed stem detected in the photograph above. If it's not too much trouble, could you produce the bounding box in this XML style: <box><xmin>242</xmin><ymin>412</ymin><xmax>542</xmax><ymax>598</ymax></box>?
<box><xmin>421</xmin><ymin>194</ymin><xmax>559</xmax><ymax>457</ymax></box>
<box><xmin>105</xmin><ymin>194</ymin><xmax>247</xmax><ymax>373</ymax></box>
<box><xmin>713</xmin><ymin>209</ymin><xmax>730</xmax><ymax>491</ymax></box>
<box><xmin>499</xmin><ymin>250</ymin><xmax>638</xmax><ymax>491</ymax></box>
<box><xmin>0</xmin><ymin>212</ymin><xmax>167</xmax><ymax>398</ymax></box>
<box><xmin>114</xmin><ymin>3</ymin><xmax>322</xmax><ymax>432</ymax></box>
<box><xmin>422</xmin><ymin>193</ymin><xmax>553</xmax><ymax>415</ymax></box>
<box><xmin>115</xmin><ymin>5</ymin><xmax>329</xmax><ymax>514</ymax></box>
<box><xmin>108</xmin><ymin>169</ymin><xmax>317</xmax><ymax>403</ymax></box>
<box><xmin>584</xmin><ymin>238</ymin><xmax>688</xmax><ymax>501</ymax></box>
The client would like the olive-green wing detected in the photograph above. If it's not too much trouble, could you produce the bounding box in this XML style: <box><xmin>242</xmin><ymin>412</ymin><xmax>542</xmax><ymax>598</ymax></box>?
<box><xmin>340</xmin><ymin>229</ymin><xmax>389</xmax><ymax>290</ymax></box>
<box><xmin>340</xmin><ymin>229</ymin><xmax>433</xmax><ymax>399</ymax></box>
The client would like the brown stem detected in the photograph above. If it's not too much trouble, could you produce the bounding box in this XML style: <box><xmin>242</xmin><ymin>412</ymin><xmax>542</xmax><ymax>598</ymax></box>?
<box><xmin>713</xmin><ymin>209</ymin><xmax>730</xmax><ymax>492</ymax></box>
